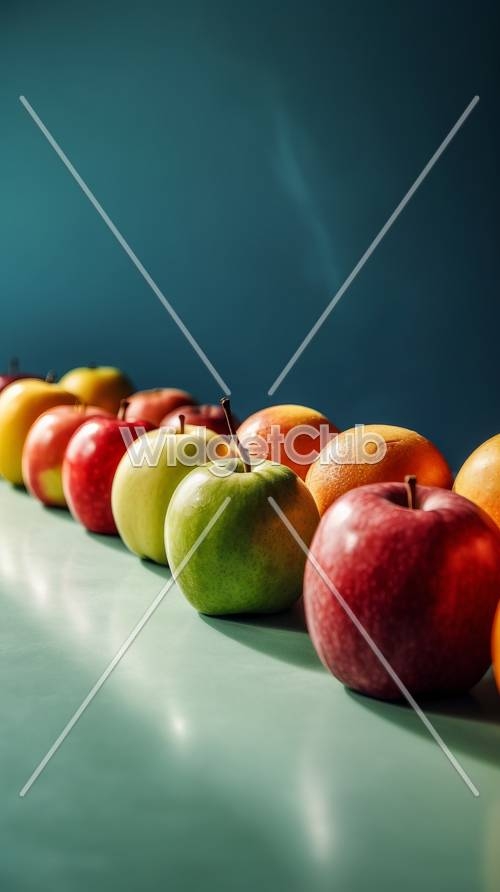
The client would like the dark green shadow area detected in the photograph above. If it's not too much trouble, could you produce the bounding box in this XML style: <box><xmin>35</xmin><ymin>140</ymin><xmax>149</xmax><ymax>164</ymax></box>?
<box><xmin>41</xmin><ymin>503</ymin><xmax>76</xmax><ymax>524</ymax></box>
<box><xmin>85</xmin><ymin>528</ymin><xmax>131</xmax><ymax>555</ymax></box>
<box><xmin>346</xmin><ymin>672</ymin><xmax>500</xmax><ymax>769</ymax></box>
<box><xmin>200</xmin><ymin>600</ymin><xmax>323</xmax><ymax>673</ymax></box>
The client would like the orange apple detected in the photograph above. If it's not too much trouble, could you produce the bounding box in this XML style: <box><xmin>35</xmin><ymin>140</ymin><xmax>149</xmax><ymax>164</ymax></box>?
<box><xmin>59</xmin><ymin>366</ymin><xmax>133</xmax><ymax>414</ymax></box>
<box><xmin>454</xmin><ymin>434</ymin><xmax>500</xmax><ymax>530</ymax></box>
<box><xmin>306</xmin><ymin>424</ymin><xmax>453</xmax><ymax>515</ymax></box>
<box><xmin>236</xmin><ymin>404</ymin><xmax>338</xmax><ymax>480</ymax></box>
<box><xmin>0</xmin><ymin>379</ymin><xmax>79</xmax><ymax>485</ymax></box>
<box><xmin>493</xmin><ymin>604</ymin><xmax>500</xmax><ymax>693</ymax></box>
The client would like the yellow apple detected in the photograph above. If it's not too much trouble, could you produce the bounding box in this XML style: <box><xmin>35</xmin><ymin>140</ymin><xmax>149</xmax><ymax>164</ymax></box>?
<box><xmin>111</xmin><ymin>427</ymin><xmax>215</xmax><ymax>565</ymax></box>
<box><xmin>0</xmin><ymin>379</ymin><xmax>79</xmax><ymax>485</ymax></box>
<box><xmin>59</xmin><ymin>366</ymin><xmax>133</xmax><ymax>414</ymax></box>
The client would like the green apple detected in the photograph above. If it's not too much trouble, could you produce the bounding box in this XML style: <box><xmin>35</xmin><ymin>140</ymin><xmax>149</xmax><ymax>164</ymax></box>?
<box><xmin>165</xmin><ymin>459</ymin><xmax>320</xmax><ymax>615</ymax></box>
<box><xmin>111</xmin><ymin>426</ymin><xmax>211</xmax><ymax>564</ymax></box>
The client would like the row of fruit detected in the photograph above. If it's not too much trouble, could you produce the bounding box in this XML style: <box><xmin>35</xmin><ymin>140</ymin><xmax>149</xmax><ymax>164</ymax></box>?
<box><xmin>0</xmin><ymin>360</ymin><xmax>499</xmax><ymax>702</ymax></box>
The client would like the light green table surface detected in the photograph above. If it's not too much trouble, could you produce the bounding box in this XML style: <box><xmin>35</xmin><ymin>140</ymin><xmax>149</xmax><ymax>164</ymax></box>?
<box><xmin>0</xmin><ymin>482</ymin><xmax>499</xmax><ymax>891</ymax></box>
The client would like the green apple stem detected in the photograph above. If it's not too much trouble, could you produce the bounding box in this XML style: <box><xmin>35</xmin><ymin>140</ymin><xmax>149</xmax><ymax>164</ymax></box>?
<box><xmin>405</xmin><ymin>475</ymin><xmax>417</xmax><ymax>509</ymax></box>
<box><xmin>220</xmin><ymin>397</ymin><xmax>251</xmax><ymax>472</ymax></box>
<box><xmin>118</xmin><ymin>399</ymin><xmax>129</xmax><ymax>420</ymax></box>
<box><xmin>45</xmin><ymin>370</ymin><xmax>56</xmax><ymax>383</ymax></box>
<box><xmin>8</xmin><ymin>357</ymin><xmax>19</xmax><ymax>374</ymax></box>
<box><xmin>178</xmin><ymin>414</ymin><xmax>185</xmax><ymax>434</ymax></box>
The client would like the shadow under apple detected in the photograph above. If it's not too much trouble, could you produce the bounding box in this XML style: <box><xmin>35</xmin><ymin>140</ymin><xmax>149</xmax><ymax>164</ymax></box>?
<box><xmin>200</xmin><ymin>599</ymin><xmax>324</xmax><ymax>673</ymax></box>
<box><xmin>345</xmin><ymin>671</ymin><xmax>500</xmax><ymax>769</ymax></box>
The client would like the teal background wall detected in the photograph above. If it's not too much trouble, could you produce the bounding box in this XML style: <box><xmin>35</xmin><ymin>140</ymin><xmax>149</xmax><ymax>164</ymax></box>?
<box><xmin>0</xmin><ymin>0</ymin><xmax>498</xmax><ymax>468</ymax></box>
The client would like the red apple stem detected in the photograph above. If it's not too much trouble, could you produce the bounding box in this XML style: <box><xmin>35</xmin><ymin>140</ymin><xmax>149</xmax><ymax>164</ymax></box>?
<box><xmin>220</xmin><ymin>397</ymin><xmax>251</xmax><ymax>472</ymax></box>
<box><xmin>178</xmin><ymin>414</ymin><xmax>185</xmax><ymax>435</ymax></box>
<box><xmin>45</xmin><ymin>370</ymin><xmax>56</xmax><ymax>383</ymax></box>
<box><xmin>405</xmin><ymin>475</ymin><xmax>417</xmax><ymax>509</ymax></box>
<box><xmin>118</xmin><ymin>399</ymin><xmax>129</xmax><ymax>420</ymax></box>
<box><xmin>9</xmin><ymin>357</ymin><xmax>19</xmax><ymax>374</ymax></box>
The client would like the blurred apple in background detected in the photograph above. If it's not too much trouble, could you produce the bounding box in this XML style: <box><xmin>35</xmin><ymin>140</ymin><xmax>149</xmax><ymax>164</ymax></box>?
<box><xmin>160</xmin><ymin>403</ymin><xmax>238</xmax><ymax>436</ymax></box>
<box><xmin>111</xmin><ymin>425</ymin><xmax>211</xmax><ymax>564</ymax></box>
<box><xmin>304</xmin><ymin>478</ymin><xmax>500</xmax><ymax>699</ymax></box>
<box><xmin>0</xmin><ymin>379</ymin><xmax>79</xmax><ymax>485</ymax></box>
<box><xmin>22</xmin><ymin>405</ymin><xmax>113</xmax><ymax>507</ymax></box>
<box><xmin>237</xmin><ymin>404</ymin><xmax>338</xmax><ymax>480</ymax></box>
<box><xmin>62</xmin><ymin>406</ymin><xmax>154</xmax><ymax>534</ymax></box>
<box><xmin>124</xmin><ymin>388</ymin><xmax>197</xmax><ymax>427</ymax></box>
<box><xmin>306</xmin><ymin>424</ymin><xmax>453</xmax><ymax>515</ymax></box>
<box><xmin>59</xmin><ymin>365</ymin><xmax>133</xmax><ymax>414</ymax></box>
<box><xmin>0</xmin><ymin>358</ymin><xmax>41</xmax><ymax>394</ymax></box>
<box><xmin>454</xmin><ymin>433</ymin><xmax>500</xmax><ymax>531</ymax></box>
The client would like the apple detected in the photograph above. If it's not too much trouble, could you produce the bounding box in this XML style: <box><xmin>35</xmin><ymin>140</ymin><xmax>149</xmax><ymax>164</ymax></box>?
<box><xmin>160</xmin><ymin>403</ymin><xmax>239</xmax><ymax>436</ymax></box>
<box><xmin>22</xmin><ymin>404</ymin><xmax>113</xmax><ymax>507</ymax></box>
<box><xmin>111</xmin><ymin>421</ymin><xmax>215</xmax><ymax>564</ymax></box>
<box><xmin>124</xmin><ymin>388</ymin><xmax>197</xmax><ymax>427</ymax></box>
<box><xmin>59</xmin><ymin>365</ymin><xmax>133</xmax><ymax>414</ymax></box>
<box><xmin>304</xmin><ymin>477</ymin><xmax>500</xmax><ymax>700</ymax></box>
<box><xmin>62</xmin><ymin>407</ymin><xmax>154</xmax><ymax>534</ymax></box>
<box><xmin>493</xmin><ymin>604</ymin><xmax>500</xmax><ymax>693</ymax></box>
<box><xmin>237</xmin><ymin>404</ymin><xmax>338</xmax><ymax>480</ymax></box>
<box><xmin>165</xmin><ymin>460</ymin><xmax>320</xmax><ymax>615</ymax></box>
<box><xmin>0</xmin><ymin>358</ymin><xmax>41</xmax><ymax>394</ymax></box>
<box><xmin>0</xmin><ymin>378</ymin><xmax>79</xmax><ymax>485</ymax></box>
<box><xmin>164</xmin><ymin>398</ymin><xmax>320</xmax><ymax>614</ymax></box>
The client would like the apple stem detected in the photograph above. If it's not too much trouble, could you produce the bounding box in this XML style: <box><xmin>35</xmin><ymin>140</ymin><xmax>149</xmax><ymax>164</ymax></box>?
<box><xmin>178</xmin><ymin>414</ymin><xmax>185</xmax><ymax>435</ymax></box>
<box><xmin>118</xmin><ymin>399</ymin><xmax>129</xmax><ymax>420</ymax></box>
<box><xmin>220</xmin><ymin>397</ymin><xmax>251</xmax><ymax>472</ymax></box>
<box><xmin>8</xmin><ymin>357</ymin><xmax>19</xmax><ymax>374</ymax></box>
<box><xmin>45</xmin><ymin>370</ymin><xmax>56</xmax><ymax>383</ymax></box>
<box><xmin>405</xmin><ymin>475</ymin><xmax>417</xmax><ymax>509</ymax></box>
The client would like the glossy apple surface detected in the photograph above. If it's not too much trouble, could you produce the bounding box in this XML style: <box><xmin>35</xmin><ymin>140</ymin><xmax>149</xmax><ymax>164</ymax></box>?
<box><xmin>59</xmin><ymin>366</ymin><xmax>133</xmax><ymax>414</ymax></box>
<box><xmin>165</xmin><ymin>460</ymin><xmax>320</xmax><ymax>614</ymax></box>
<box><xmin>63</xmin><ymin>415</ymin><xmax>154</xmax><ymax>534</ymax></box>
<box><xmin>0</xmin><ymin>379</ymin><xmax>79</xmax><ymax>485</ymax></box>
<box><xmin>125</xmin><ymin>388</ymin><xmax>197</xmax><ymax>427</ymax></box>
<box><xmin>111</xmin><ymin>427</ymin><xmax>211</xmax><ymax>564</ymax></box>
<box><xmin>160</xmin><ymin>403</ymin><xmax>239</xmax><ymax>436</ymax></box>
<box><xmin>304</xmin><ymin>481</ymin><xmax>500</xmax><ymax>699</ymax></box>
<box><xmin>237</xmin><ymin>404</ymin><xmax>338</xmax><ymax>480</ymax></box>
<box><xmin>22</xmin><ymin>405</ymin><xmax>112</xmax><ymax>507</ymax></box>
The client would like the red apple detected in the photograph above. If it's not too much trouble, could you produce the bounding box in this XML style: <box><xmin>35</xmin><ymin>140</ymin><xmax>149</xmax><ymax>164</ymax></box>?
<box><xmin>304</xmin><ymin>479</ymin><xmax>500</xmax><ymax>699</ymax></box>
<box><xmin>62</xmin><ymin>410</ymin><xmax>155</xmax><ymax>534</ymax></box>
<box><xmin>124</xmin><ymin>388</ymin><xmax>197</xmax><ymax>427</ymax></box>
<box><xmin>160</xmin><ymin>403</ymin><xmax>240</xmax><ymax>436</ymax></box>
<box><xmin>0</xmin><ymin>358</ymin><xmax>42</xmax><ymax>394</ymax></box>
<box><xmin>22</xmin><ymin>404</ymin><xmax>112</xmax><ymax>507</ymax></box>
